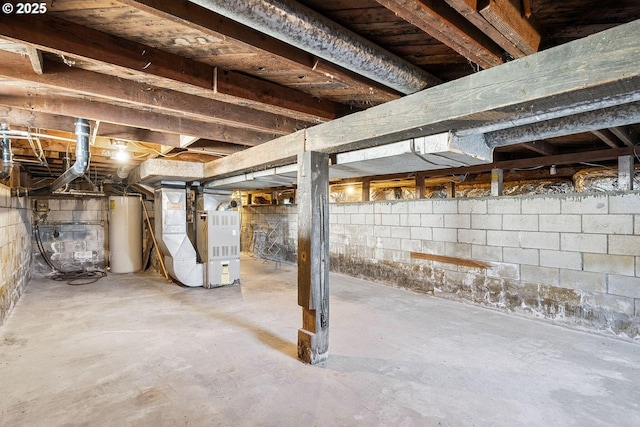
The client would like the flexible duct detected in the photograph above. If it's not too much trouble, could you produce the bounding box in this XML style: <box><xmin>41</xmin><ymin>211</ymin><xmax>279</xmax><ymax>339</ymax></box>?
<box><xmin>189</xmin><ymin>0</ymin><xmax>439</xmax><ymax>94</ymax></box>
<box><xmin>154</xmin><ymin>186</ymin><xmax>204</xmax><ymax>287</ymax></box>
<box><xmin>1</xmin><ymin>123</ymin><xmax>12</xmax><ymax>179</ymax></box>
<box><xmin>49</xmin><ymin>118</ymin><xmax>90</xmax><ymax>192</ymax></box>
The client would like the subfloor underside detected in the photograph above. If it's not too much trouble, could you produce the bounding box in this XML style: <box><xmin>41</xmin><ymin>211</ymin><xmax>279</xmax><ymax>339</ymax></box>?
<box><xmin>1</xmin><ymin>255</ymin><xmax>639</xmax><ymax>426</ymax></box>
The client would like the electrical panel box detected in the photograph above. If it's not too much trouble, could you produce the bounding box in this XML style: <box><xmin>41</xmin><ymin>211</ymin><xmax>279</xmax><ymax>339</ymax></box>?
<box><xmin>196</xmin><ymin>210</ymin><xmax>240</xmax><ymax>289</ymax></box>
<box><xmin>34</xmin><ymin>199</ymin><xmax>48</xmax><ymax>213</ymax></box>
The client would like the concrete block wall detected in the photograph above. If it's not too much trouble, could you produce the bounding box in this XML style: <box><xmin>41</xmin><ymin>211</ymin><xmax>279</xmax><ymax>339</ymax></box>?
<box><xmin>329</xmin><ymin>192</ymin><xmax>640</xmax><ymax>339</ymax></box>
<box><xmin>32</xmin><ymin>198</ymin><xmax>107</xmax><ymax>274</ymax></box>
<box><xmin>243</xmin><ymin>192</ymin><xmax>640</xmax><ymax>339</ymax></box>
<box><xmin>0</xmin><ymin>185</ymin><xmax>31</xmax><ymax>327</ymax></box>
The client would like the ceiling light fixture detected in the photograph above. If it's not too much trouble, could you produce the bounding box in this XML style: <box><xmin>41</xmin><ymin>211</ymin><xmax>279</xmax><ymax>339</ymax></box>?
<box><xmin>111</xmin><ymin>140</ymin><xmax>130</xmax><ymax>163</ymax></box>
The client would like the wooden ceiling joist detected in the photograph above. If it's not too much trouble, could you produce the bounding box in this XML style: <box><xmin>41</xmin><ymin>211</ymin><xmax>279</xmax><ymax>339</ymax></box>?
<box><xmin>591</xmin><ymin>129</ymin><xmax>623</xmax><ymax>148</ymax></box>
<box><xmin>444</xmin><ymin>0</ymin><xmax>527</xmax><ymax>58</ymax></box>
<box><xmin>0</xmin><ymin>15</ymin><xmax>345</xmax><ymax>121</ymax></box>
<box><xmin>375</xmin><ymin>0</ymin><xmax>505</xmax><ymax>69</ymax></box>
<box><xmin>117</xmin><ymin>0</ymin><xmax>401</xmax><ymax>103</ymax></box>
<box><xmin>478</xmin><ymin>0</ymin><xmax>541</xmax><ymax>55</ymax></box>
<box><xmin>0</xmin><ymin>50</ymin><xmax>309</xmax><ymax>136</ymax></box>
<box><xmin>0</xmin><ymin>88</ymin><xmax>279</xmax><ymax>147</ymax></box>
<box><xmin>609</xmin><ymin>126</ymin><xmax>639</xmax><ymax>147</ymax></box>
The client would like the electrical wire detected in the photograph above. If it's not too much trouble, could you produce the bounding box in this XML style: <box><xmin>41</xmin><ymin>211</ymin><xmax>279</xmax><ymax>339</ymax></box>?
<box><xmin>34</xmin><ymin>221</ymin><xmax>107</xmax><ymax>286</ymax></box>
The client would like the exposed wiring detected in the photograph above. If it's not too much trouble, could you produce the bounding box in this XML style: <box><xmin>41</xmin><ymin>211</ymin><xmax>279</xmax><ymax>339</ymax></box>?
<box><xmin>34</xmin><ymin>219</ymin><xmax>107</xmax><ymax>286</ymax></box>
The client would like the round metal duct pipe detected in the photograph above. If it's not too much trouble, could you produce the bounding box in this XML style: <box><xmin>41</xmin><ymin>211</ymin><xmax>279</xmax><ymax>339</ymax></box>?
<box><xmin>189</xmin><ymin>0</ymin><xmax>439</xmax><ymax>94</ymax></box>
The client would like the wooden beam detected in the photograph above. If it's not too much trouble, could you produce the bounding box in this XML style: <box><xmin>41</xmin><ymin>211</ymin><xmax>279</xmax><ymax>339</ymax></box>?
<box><xmin>610</xmin><ymin>126</ymin><xmax>639</xmax><ymax>147</ymax></box>
<box><xmin>410</xmin><ymin>252</ymin><xmax>491</xmax><ymax>269</ymax></box>
<box><xmin>118</xmin><ymin>0</ymin><xmax>402</xmax><ymax>103</ymax></box>
<box><xmin>198</xmin><ymin>20</ymin><xmax>640</xmax><ymax>179</ymax></box>
<box><xmin>0</xmin><ymin>15</ymin><xmax>344</xmax><ymax>121</ymax></box>
<box><xmin>25</xmin><ymin>46</ymin><xmax>44</xmax><ymax>74</ymax></box>
<box><xmin>0</xmin><ymin>89</ymin><xmax>279</xmax><ymax>146</ymax></box>
<box><xmin>375</xmin><ymin>0</ymin><xmax>504</xmax><ymax>69</ymax></box>
<box><xmin>478</xmin><ymin>0</ymin><xmax>541</xmax><ymax>55</ymax></box>
<box><xmin>591</xmin><ymin>129</ymin><xmax>623</xmax><ymax>148</ymax></box>
<box><xmin>444</xmin><ymin>0</ymin><xmax>526</xmax><ymax>58</ymax></box>
<box><xmin>0</xmin><ymin>107</ymin><xmax>180</xmax><ymax>146</ymax></box>
<box><xmin>0</xmin><ymin>51</ymin><xmax>312</xmax><ymax>136</ymax></box>
<box><xmin>521</xmin><ymin>140</ymin><xmax>558</xmax><ymax>156</ymax></box>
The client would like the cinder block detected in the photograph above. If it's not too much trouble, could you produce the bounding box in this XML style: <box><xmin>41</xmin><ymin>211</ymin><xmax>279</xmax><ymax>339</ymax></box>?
<box><xmin>73</xmin><ymin>210</ymin><xmax>99</xmax><ymax>221</ymax></box>
<box><xmin>608</xmin><ymin>275</ymin><xmax>640</xmax><ymax>298</ymax></box>
<box><xmin>84</xmin><ymin>198</ymin><xmax>104</xmax><ymax>211</ymax></box>
<box><xmin>561</xmin><ymin>194</ymin><xmax>608</xmax><ymax>214</ymax></box>
<box><xmin>46</xmin><ymin>210</ymin><xmax>73</xmax><ymax>222</ymax></box>
<box><xmin>407</xmin><ymin>200</ymin><xmax>433</xmax><ymax>214</ymax></box>
<box><xmin>471</xmin><ymin>214</ymin><xmax>502</xmax><ymax>230</ymax></box>
<box><xmin>381</xmin><ymin>214</ymin><xmax>400</xmax><ymax>226</ymax></box>
<box><xmin>458</xmin><ymin>229</ymin><xmax>486</xmax><ymax>245</ymax></box>
<box><xmin>522</xmin><ymin>196</ymin><xmax>561</xmax><ymax>214</ymax></box>
<box><xmin>503</xmin><ymin>247</ymin><xmax>539</xmax><ymax>266</ymax></box>
<box><xmin>400</xmin><ymin>213</ymin><xmax>421</xmax><ymax>227</ymax></box>
<box><xmin>609</xmin><ymin>193</ymin><xmax>640</xmax><ymax>214</ymax></box>
<box><xmin>503</xmin><ymin>214</ymin><xmax>538</xmax><ymax>231</ymax></box>
<box><xmin>444</xmin><ymin>242</ymin><xmax>472</xmax><ymax>259</ymax></box>
<box><xmin>60</xmin><ymin>199</ymin><xmax>80</xmax><ymax>211</ymax></box>
<box><xmin>365</xmin><ymin>214</ymin><xmax>376</xmax><ymax>225</ymax></box>
<box><xmin>433</xmin><ymin>199</ymin><xmax>457</xmax><ymax>214</ymax></box>
<box><xmin>539</xmin><ymin>215</ymin><xmax>581</xmax><ymax>233</ymax></box>
<box><xmin>472</xmin><ymin>244</ymin><xmax>503</xmax><ymax>262</ymax></box>
<box><xmin>374</xmin><ymin>202</ymin><xmax>392</xmax><ymax>214</ymax></box>
<box><xmin>583</xmin><ymin>214</ymin><xmax>633</xmax><ymax>235</ymax></box>
<box><xmin>330</xmin><ymin>204</ymin><xmax>345</xmax><ymax>214</ymax></box>
<box><xmin>583</xmin><ymin>253</ymin><xmax>634</xmax><ymax>276</ymax></box>
<box><xmin>383</xmin><ymin>237</ymin><xmax>402</xmax><ymax>251</ymax></box>
<box><xmin>433</xmin><ymin>227</ymin><xmax>457</xmax><ymax>243</ymax></box>
<box><xmin>521</xmin><ymin>265</ymin><xmax>559</xmax><ymax>286</ymax></box>
<box><xmin>561</xmin><ymin>233</ymin><xmax>607</xmax><ymax>254</ymax></box>
<box><xmin>350</xmin><ymin>213</ymin><xmax>366</xmax><ymax>225</ymax></box>
<box><xmin>458</xmin><ymin>199</ymin><xmax>487</xmax><ymax>214</ymax></box>
<box><xmin>358</xmin><ymin>204</ymin><xmax>374</xmax><ymax>214</ymax></box>
<box><xmin>391</xmin><ymin>202</ymin><xmax>408</xmax><ymax>214</ymax></box>
<box><xmin>410</xmin><ymin>227</ymin><xmax>432</xmax><ymax>241</ymax></box>
<box><xmin>336</xmin><ymin>214</ymin><xmax>350</xmax><ymax>225</ymax></box>
<box><xmin>390</xmin><ymin>226</ymin><xmax>411</xmax><ymax>239</ymax></box>
<box><xmin>635</xmin><ymin>215</ymin><xmax>640</xmax><ymax>235</ymax></box>
<box><xmin>421</xmin><ymin>214</ymin><xmax>444</xmax><ymax>227</ymax></box>
<box><xmin>343</xmin><ymin>204</ymin><xmax>358</xmax><ymax>214</ymax></box>
<box><xmin>373</xmin><ymin>225</ymin><xmax>391</xmax><ymax>238</ymax></box>
<box><xmin>486</xmin><ymin>262</ymin><xmax>520</xmax><ymax>280</ymax></box>
<box><xmin>559</xmin><ymin>270</ymin><xmax>606</xmax><ymax>293</ymax></box>
<box><xmin>540</xmin><ymin>249</ymin><xmax>582</xmax><ymax>270</ymax></box>
<box><xmin>591</xmin><ymin>292</ymin><xmax>635</xmax><ymax>316</ymax></box>
<box><xmin>487</xmin><ymin>198</ymin><xmax>520</xmax><ymax>214</ymax></box>
<box><xmin>444</xmin><ymin>214</ymin><xmax>471</xmax><ymax>229</ymax></box>
<box><xmin>521</xmin><ymin>232</ymin><xmax>560</xmax><ymax>250</ymax></box>
<box><xmin>609</xmin><ymin>235</ymin><xmax>640</xmax><ymax>256</ymax></box>
<box><xmin>487</xmin><ymin>230</ymin><xmax>520</xmax><ymax>248</ymax></box>
<box><xmin>421</xmin><ymin>240</ymin><xmax>445</xmax><ymax>254</ymax></box>
<box><xmin>401</xmin><ymin>238</ymin><xmax>421</xmax><ymax>252</ymax></box>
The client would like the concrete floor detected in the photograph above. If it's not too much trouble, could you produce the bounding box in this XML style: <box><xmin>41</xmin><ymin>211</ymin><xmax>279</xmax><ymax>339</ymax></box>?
<box><xmin>1</xmin><ymin>256</ymin><xmax>639</xmax><ymax>426</ymax></box>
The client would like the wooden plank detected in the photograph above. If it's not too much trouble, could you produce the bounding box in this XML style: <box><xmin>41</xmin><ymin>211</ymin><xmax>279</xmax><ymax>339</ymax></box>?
<box><xmin>444</xmin><ymin>0</ymin><xmax>526</xmax><ymax>58</ymax></box>
<box><xmin>609</xmin><ymin>126</ymin><xmax>639</xmax><ymax>147</ymax></box>
<box><xmin>591</xmin><ymin>129</ymin><xmax>622</xmax><ymax>148</ymax></box>
<box><xmin>0</xmin><ymin>89</ymin><xmax>278</xmax><ymax>146</ymax></box>
<box><xmin>410</xmin><ymin>252</ymin><xmax>491</xmax><ymax>269</ymax></box>
<box><xmin>478</xmin><ymin>0</ymin><xmax>541</xmax><ymax>55</ymax></box>
<box><xmin>0</xmin><ymin>14</ymin><xmax>344</xmax><ymax>121</ymax></box>
<box><xmin>0</xmin><ymin>50</ymin><xmax>312</xmax><ymax>135</ymax></box>
<box><xmin>521</xmin><ymin>140</ymin><xmax>558</xmax><ymax>156</ymax></box>
<box><xmin>25</xmin><ymin>46</ymin><xmax>44</xmax><ymax>74</ymax></box>
<box><xmin>118</xmin><ymin>0</ymin><xmax>401</xmax><ymax>102</ymax></box>
<box><xmin>375</xmin><ymin>0</ymin><xmax>504</xmax><ymax>69</ymax></box>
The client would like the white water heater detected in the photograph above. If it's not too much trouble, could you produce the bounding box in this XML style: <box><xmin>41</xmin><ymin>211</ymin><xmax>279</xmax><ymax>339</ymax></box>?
<box><xmin>109</xmin><ymin>196</ymin><xmax>142</xmax><ymax>273</ymax></box>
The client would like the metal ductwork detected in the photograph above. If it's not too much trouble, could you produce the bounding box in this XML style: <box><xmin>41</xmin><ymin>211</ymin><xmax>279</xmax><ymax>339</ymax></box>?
<box><xmin>1</xmin><ymin>123</ymin><xmax>12</xmax><ymax>180</ymax></box>
<box><xmin>189</xmin><ymin>0</ymin><xmax>439</xmax><ymax>94</ymax></box>
<box><xmin>155</xmin><ymin>186</ymin><xmax>204</xmax><ymax>287</ymax></box>
<box><xmin>49</xmin><ymin>118</ymin><xmax>90</xmax><ymax>192</ymax></box>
